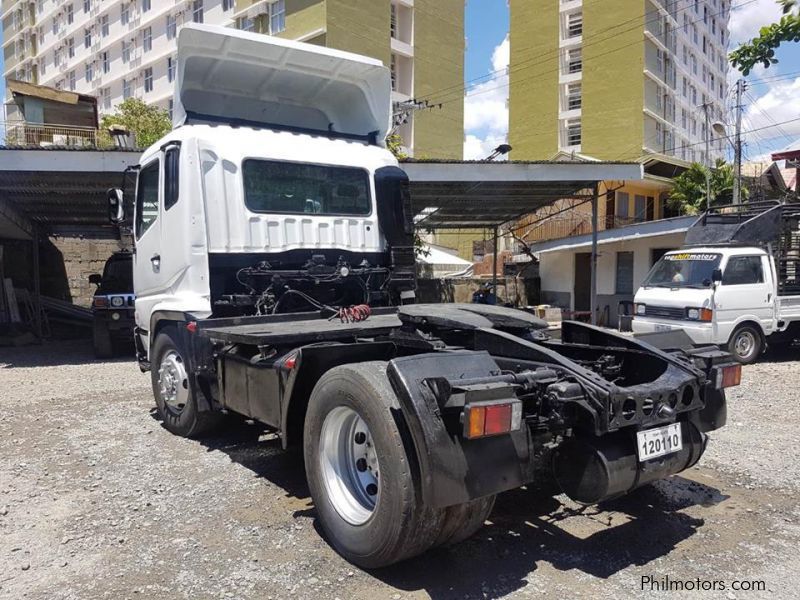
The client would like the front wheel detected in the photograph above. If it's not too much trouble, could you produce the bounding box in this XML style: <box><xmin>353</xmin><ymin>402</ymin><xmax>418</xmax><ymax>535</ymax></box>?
<box><xmin>727</xmin><ymin>325</ymin><xmax>763</xmax><ymax>364</ymax></box>
<box><xmin>150</xmin><ymin>328</ymin><xmax>221</xmax><ymax>437</ymax></box>
<box><xmin>304</xmin><ymin>362</ymin><xmax>445</xmax><ymax>568</ymax></box>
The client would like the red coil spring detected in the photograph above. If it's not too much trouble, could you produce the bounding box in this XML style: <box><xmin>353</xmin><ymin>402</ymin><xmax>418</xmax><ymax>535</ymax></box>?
<box><xmin>335</xmin><ymin>304</ymin><xmax>371</xmax><ymax>323</ymax></box>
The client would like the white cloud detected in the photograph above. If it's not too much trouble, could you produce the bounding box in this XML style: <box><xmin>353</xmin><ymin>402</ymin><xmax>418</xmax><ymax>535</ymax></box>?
<box><xmin>741</xmin><ymin>75</ymin><xmax>800</xmax><ymax>157</ymax></box>
<box><xmin>463</xmin><ymin>35</ymin><xmax>509</xmax><ymax>160</ymax></box>
<box><xmin>728</xmin><ymin>0</ymin><xmax>784</xmax><ymax>45</ymax></box>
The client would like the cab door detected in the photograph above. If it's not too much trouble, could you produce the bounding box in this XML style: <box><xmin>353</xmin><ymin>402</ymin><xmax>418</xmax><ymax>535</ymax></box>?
<box><xmin>714</xmin><ymin>254</ymin><xmax>774</xmax><ymax>337</ymax></box>
<box><xmin>132</xmin><ymin>158</ymin><xmax>163</xmax><ymax>339</ymax></box>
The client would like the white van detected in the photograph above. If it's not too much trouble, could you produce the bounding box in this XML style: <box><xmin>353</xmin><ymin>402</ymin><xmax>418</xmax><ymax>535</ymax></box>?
<box><xmin>633</xmin><ymin>203</ymin><xmax>800</xmax><ymax>363</ymax></box>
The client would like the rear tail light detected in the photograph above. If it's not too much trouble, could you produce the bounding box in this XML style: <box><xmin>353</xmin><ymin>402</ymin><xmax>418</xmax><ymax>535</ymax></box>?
<box><xmin>463</xmin><ymin>400</ymin><xmax>523</xmax><ymax>440</ymax></box>
<box><xmin>717</xmin><ymin>364</ymin><xmax>742</xmax><ymax>388</ymax></box>
<box><xmin>92</xmin><ymin>297</ymin><xmax>108</xmax><ymax>309</ymax></box>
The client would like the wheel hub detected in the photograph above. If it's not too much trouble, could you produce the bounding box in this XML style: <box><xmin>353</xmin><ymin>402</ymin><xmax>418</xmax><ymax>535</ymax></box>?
<box><xmin>319</xmin><ymin>406</ymin><xmax>380</xmax><ymax>525</ymax></box>
<box><xmin>158</xmin><ymin>350</ymin><xmax>188</xmax><ymax>413</ymax></box>
<box><xmin>735</xmin><ymin>331</ymin><xmax>755</xmax><ymax>359</ymax></box>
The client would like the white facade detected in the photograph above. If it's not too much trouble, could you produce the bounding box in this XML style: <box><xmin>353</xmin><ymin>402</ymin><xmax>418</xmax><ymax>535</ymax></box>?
<box><xmin>556</xmin><ymin>0</ymin><xmax>730</xmax><ymax>163</ymax></box>
<box><xmin>2</xmin><ymin>0</ymin><xmax>281</xmax><ymax>118</ymax></box>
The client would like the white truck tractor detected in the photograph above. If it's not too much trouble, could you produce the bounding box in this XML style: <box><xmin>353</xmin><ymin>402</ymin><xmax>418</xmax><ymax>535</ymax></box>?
<box><xmin>109</xmin><ymin>24</ymin><xmax>740</xmax><ymax>568</ymax></box>
<box><xmin>633</xmin><ymin>201</ymin><xmax>800</xmax><ymax>363</ymax></box>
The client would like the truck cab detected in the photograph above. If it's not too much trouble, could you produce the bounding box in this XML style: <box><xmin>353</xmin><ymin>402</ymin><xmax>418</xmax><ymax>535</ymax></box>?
<box><xmin>633</xmin><ymin>201</ymin><xmax>800</xmax><ymax>363</ymax></box>
<box><xmin>633</xmin><ymin>246</ymin><xmax>777</xmax><ymax>362</ymax></box>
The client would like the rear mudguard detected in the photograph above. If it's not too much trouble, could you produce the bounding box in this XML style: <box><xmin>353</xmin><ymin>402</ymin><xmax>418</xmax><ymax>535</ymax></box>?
<box><xmin>386</xmin><ymin>350</ymin><xmax>536</xmax><ymax>509</ymax></box>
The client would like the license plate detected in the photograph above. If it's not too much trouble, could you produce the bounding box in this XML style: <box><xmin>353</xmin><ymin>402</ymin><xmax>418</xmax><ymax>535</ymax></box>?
<box><xmin>655</xmin><ymin>324</ymin><xmax>672</xmax><ymax>332</ymax></box>
<box><xmin>637</xmin><ymin>423</ymin><xmax>682</xmax><ymax>462</ymax></box>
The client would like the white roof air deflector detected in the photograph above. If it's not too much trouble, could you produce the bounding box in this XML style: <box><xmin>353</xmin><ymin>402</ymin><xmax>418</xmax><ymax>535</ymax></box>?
<box><xmin>174</xmin><ymin>24</ymin><xmax>392</xmax><ymax>145</ymax></box>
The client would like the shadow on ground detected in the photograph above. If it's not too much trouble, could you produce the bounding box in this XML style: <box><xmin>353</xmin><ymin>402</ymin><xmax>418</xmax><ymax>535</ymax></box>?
<box><xmin>0</xmin><ymin>338</ymin><xmax>135</xmax><ymax>368</ymax></box>
<box><xmin>190</xmin><ymin>419</ymin><xmax>729</xmax><ymax>599</ymax></box>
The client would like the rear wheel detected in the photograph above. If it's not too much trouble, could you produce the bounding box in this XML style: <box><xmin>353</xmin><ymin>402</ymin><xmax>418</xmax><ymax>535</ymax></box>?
<box><xmin>304</xmin><ymin>361</ymin><xmax>445</xmax><ymax>568</ymax></box>
<box><xmin>151</xmin><ymin>328</ymin><xmax>221</xmax><ymax>437</ymax></box>
<box><xmin>727</xmin><ymin>325</ymin><xmax>762</xmax><ymax>364</ymax></box>
<box><xmin>434</xmin><ymin>495</ymin><xmax>495</xmax><ymax>547</ymax></box>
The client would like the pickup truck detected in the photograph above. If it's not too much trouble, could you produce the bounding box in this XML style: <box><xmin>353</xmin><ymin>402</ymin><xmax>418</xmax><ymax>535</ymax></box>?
<box><xmin>108</xmin><ymin>24</ymin><xmax>739</xmax><ymax>568</ymax></box>
<box><xmin>633</xmin><ymin>201</ymin><xmax>800</xmax><ymax>363</ymax></box>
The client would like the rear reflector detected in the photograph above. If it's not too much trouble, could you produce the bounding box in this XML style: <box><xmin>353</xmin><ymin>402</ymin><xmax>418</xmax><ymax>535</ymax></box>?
<box><xmin>718</xmin><ymin>364</ymin><xmax>742</xmax><ymax>388</ymax></box>
<box><xmin>463</xmin><ymin>400</ymin><xmax>523</xmax><ymax>440</ymax></box>
<box><xmin>92</xmin><ymin>297</ymin><xmax>109</xmax><ymax>309</ymax></box>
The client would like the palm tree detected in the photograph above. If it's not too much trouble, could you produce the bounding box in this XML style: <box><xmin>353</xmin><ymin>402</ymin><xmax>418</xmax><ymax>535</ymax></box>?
<box><xmin>668</xmin><ymin>160</ymin><xmax>744</xmax><ymax>215</ymax></box>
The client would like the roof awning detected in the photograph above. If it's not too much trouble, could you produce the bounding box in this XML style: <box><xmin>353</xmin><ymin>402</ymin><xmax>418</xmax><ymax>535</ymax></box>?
<box><xmin>402</xmin><ymin>160</ymin><xmax>643</xmax><ymax>229</ymax></box>
<box><xmin>7</xmin><ymin>79</ymin><xmax>93</xmax><ymax>106</ymax></box>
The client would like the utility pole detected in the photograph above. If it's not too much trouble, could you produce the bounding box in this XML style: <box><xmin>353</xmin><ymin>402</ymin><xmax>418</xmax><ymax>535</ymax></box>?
<box><xmin>732</xmin><ymin>79</ymin><xmax>745</xmax><ymax>204</ymax></box>
<box><xmin>703</xmin><ymin>102</ymin><xmax>711</xmax><ymax>211</ymax></box>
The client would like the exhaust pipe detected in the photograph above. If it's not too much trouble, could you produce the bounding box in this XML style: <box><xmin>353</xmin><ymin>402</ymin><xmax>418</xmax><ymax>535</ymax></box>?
<box><xmin>552</xmin><ymin>421</ymin><xmax>706</xmax><ymax>504</ymax></box>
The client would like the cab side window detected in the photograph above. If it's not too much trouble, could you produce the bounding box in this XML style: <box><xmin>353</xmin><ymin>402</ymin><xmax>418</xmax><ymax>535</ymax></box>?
<box><xmin>722</xmin><ymin>256</ymin><xmax>764</xmax><ymax>285</ymax></box>
<box><xmin>164</xmin><ymin>146</ymin><xmax>180</xmax><ymax>210</ymax></box>
<box><xmin>135</xmin><ymin>160</ymin><xmax>160</xmax><ymax>239</ymax></box>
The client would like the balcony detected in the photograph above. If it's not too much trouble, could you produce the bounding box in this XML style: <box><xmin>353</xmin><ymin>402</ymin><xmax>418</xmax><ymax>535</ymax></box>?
<box><xmin>2</xmin><ymin>121</ymin><xmax>101</xmax><ymax>148</ymax></box>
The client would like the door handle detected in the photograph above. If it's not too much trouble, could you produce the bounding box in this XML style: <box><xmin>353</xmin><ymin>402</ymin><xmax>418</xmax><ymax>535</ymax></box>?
<box><xmin>150</xmin><ymin>254</ymin><xmax>161</xmax><ymax>272</ymax></box>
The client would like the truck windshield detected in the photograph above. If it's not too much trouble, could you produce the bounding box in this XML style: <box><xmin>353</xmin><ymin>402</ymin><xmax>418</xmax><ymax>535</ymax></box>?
<box><xmin>642</xmin><ymin>252</ymin><xmax>722</xmax><ymax>288</ymax></box>
<box><xmin>242</xmin><ymin>159</ymin><xmax>371</xmax><ymax>216</ymax></box>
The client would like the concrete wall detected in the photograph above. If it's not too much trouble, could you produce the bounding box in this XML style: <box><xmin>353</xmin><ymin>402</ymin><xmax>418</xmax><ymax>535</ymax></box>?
<box><xmin>508</xmin><ymin>0</ymin><xmax>560</xmax><ymax>160</ymax></box>
<box><xmin>538</xmin><ymin>231</ymin><xmax>686</xmax><ymax>321</ymax></box>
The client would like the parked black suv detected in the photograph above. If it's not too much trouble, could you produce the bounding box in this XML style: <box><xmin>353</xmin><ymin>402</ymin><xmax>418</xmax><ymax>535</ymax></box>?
<box><xmin>89</xmin><ymin>251</ymin><xmax>135</xmax><ymax>358</ymax></box>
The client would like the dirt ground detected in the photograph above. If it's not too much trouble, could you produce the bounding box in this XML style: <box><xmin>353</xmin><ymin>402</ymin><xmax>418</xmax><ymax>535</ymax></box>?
<box><xmin>1</xmin><ymin>340</ymin><xmax>799</xmax><ymax>600</ymax></box>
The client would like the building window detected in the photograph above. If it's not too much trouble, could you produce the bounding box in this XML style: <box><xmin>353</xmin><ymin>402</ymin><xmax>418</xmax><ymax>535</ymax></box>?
<box><xmin>143</xmin><ymin>26</ymin><xmax>152</xmax><ymax>52</ymax></box>
<box><xmin>101</xmin><ymin>15</ymin><xmax>109</xmax><ymax>37</ymax></box>
<box><xmin>144</xmin><ymin>67</ymin><xmax>153</xmax><ymax>92</ymax></box>
<box><xmin>270</xmin><ymin>0</ymin><xmax>286</xmax><ymax>34</ymax></box>
<box><xmin>615</xmin><ymin>252</ymin><xmax>634</xmax><ymax>294</ymax></box>
<box><xmin>237</xmin><ymin>16</ymin><xmax>255</xmax><ymax>31</ymax></box>
<box><xmin>84</xmin><ymin>28</ymin><xmax>92</xmax><ymax>49</ymax></box>
<box><xmin>192</xmin><ymin>0</ymin><xmax>203</xmax><ymax>24</ymax></box>
<box><xmin>168</xmin><ymin>99</ymin><xmax>174</xmax><ymax>120</ymax></box>
<box><xmin>67</xmin><ymin>4</ymin><xmax>74</xmax><ymax>24</ymax></box>
<box><xmin>142</xmin><ymin>0</ymin><xmax>151</xmax><ymax>12</ymax></box>
<box><xmin>223</xmin><ymin>0</ymin><xmax>234</xmax><ymax>10</ymax></box>
<box><xmin>101</xmin><ymin>51</ymin><xmax>109</xmax><ymax>73</ymax></box>
<box><xmin>69</xmin><ymin>70</ymin><xmax>76</xmax><ymax>90</ymax></box>
<box><xmin>85</xmin><ymin>62</ymin><xmax>93</xmax><ymax>82</ymax></box>
<box><xmin>84</xmin><ymin>0</ymin><xmax>91</xmax><ymax>13</ymax></box>
<box><xmin>567</xmin><ymin>47</ymin><xmax>582</xmax><ymax>73</ymax></box>
<box><xmin>68</xmin><ymin>37</ymin><xmax>75</xmax><ymax>58</ymax></box>
<box><xmin>566</xmin><ymin>12</ymin><xmax>582</xmax><ymax>38</ymax></box>
<box><xmin>53</xmin><ymin>16</ymin><xmax>60</xmax><ymax>35</ymax></box>
<box><xmin>566</xmin><ymin>119</ymin><xmax>581</xmax><ymax>146</ymax></box>
<box><xmin>167</xmin><ymin>56</ymin><xmax>175</xmax><ymax>82</ymax></box>
<box><xmin>166</xmin><ymin>14</ymin><xmax>177</xmax><ymax>40</ymax></box>
<box><xmin>54</xmin><ymin>48</ymin><xmax>62</xmax><ymax>66</ymax></box>
<box><xmin>122</xmin><ymin>40</ymin><xmax>131</xmax><ymax>63</ymax></box>
<box><xmin>566</xmin><ymin>82</ymin><xmax>581</xmax><ymax>111</ymax></box>
<box><xmin>390</xmin><ymin>54</ymin><xmax>397</xmax><ymax>91</ymax></box>
<box><xmin>101</xmin><ymin>87</ymin><xmax>111</xmax><ymax>110</ymax></box>
<box><xmin>123</xmin><ymin>78</ymin><xmax>132</xmax><ymax>99</ymax></box>
<box><xmin>121</xmin><ymin>3</ymin><xmax>130</xmax><ymax>25</ymax></box>
<box><xmin>390</xmin><ymin>3</ymin><xmax>397</xmax><ymax>38</ymax></box>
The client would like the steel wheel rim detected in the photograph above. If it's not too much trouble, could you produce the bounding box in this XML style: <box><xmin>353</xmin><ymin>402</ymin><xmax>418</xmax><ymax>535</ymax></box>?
<box><xmin>319</xmin><ymin>406</ymin><xmax>380</xmax><ymax>525</ymax></box>
<box><xmin>734</xmin><ymin>330</ymin><xmax>756</xmax><ymax>360</ymax></box>
<box><xmin>158</xmin><ymin>350</ymin><xmax>189</xmax><ymax>414</ymax></box>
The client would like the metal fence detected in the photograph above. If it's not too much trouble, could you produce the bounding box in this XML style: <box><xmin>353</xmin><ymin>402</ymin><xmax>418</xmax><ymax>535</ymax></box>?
<box><xmin>2</xmin><ymin>121</ymin><xmax>100</xmax><ymax>148</ymax></box>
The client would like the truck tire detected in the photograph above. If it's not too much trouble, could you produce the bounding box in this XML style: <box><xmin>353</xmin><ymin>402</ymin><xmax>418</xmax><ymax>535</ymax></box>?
<box><xmin>433</xmin><ymin>495</ymin><xmax>495</xmax><ymax>547</ymax></box>
<box><xmin>727</xmin><ymin>324</ymin><xmax>763</xmax><ymax>364</ymax></box>
<box><xmin>303</xmin><ymin>361</ymin><xmax>444</xmax><ymax>568</ymax></box>
<box><xmin>93</xmin><ymin>321</ymin><xmax>114</xmax><ymax>359</ymax></box>
<box><xmin>151</xmin><ymin>328</ymin><xmax>221</xmax><ymax>438</ymax></box>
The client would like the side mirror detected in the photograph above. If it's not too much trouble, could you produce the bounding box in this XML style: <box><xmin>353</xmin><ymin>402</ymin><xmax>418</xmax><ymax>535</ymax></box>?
<box><xmin>89</xmin><ymin>273</ymin><xmax>102</xmax><ymax>286</ymax></box>
<box><xmin>711</xmin><ymin>268</ymin><xmax>723</xmax><ymax>285</ymax></box>
<box><xmin>107</xmin><ymin>188</ymin><xmax>124</xmax><ymax>224</ymax></box>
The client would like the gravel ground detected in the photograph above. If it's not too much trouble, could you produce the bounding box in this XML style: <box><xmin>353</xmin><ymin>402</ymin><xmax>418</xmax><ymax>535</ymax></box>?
<box><xmin>1</xmin><ymin>340</ymin><xmax>799</xmax><ymax>599</ymax></box>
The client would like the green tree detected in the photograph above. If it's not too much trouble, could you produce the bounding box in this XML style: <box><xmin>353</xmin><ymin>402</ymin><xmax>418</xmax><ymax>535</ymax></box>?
<box><xmin>730</xmin><ymin>0</ymin><xmax>800</xmax><ymax>75</ymax></box>
<box><xmin>100</xmin><ymin>98</ymin><xmax>172</xmax><ymax>148</ymax></box>
<box><xmin>668</xmin><ymin>160</ymin><xmax>746</xmax><ymax>214</ymax></box>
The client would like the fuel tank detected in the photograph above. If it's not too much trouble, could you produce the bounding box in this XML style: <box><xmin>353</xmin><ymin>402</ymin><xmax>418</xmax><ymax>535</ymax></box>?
<box><xmin>552</xmin><ymin>421</ymin><xmax>706</xmax><ymax>504</ymax></box>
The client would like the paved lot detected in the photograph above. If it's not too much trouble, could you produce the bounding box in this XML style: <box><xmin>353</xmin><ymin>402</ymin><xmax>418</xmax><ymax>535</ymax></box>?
<box><xmin>1</xmin><ymin>340</ymin><xmax>799</xmax><ymax>599</ymax></box>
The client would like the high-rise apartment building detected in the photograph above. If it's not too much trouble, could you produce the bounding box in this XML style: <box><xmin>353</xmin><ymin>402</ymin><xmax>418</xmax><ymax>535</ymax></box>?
<box><xmin>509</xmin><ymin>0</ymin><xmax>730</xmax><ymax>164</ymax></box>
<box><xmin>2</xmin><ymin>0</ymin><xmax>463</xmax><ymax>157</ymax></box>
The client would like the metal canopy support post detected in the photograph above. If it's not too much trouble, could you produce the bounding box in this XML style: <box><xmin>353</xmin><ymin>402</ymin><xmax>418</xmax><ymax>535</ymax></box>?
<box><xmin>492</xmin><ymin>225</ymin><xmax>498</xmax><ymax>301</ymax></box>
<box><xmin>590</xmin><ymin>183</ymin><xmax>599</xmax><ymax>326</ymax></box>
<box><xmin>32</xmin><ymin>228</ymin><xmax>42</xmax><ymax>339</ymax></box>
